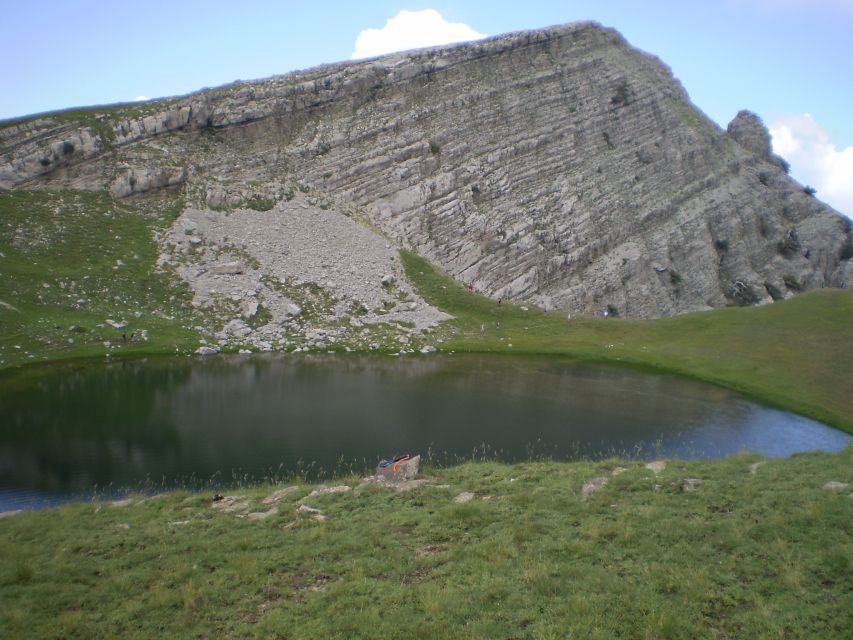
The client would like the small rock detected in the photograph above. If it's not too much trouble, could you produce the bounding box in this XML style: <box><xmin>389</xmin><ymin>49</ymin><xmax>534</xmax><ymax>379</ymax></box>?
<box><xmin>749</xmin><ymin>462</ymin><xmax>764</xmax><ymax>475</ymax></box>
<box><xmin>196</xmin><ymin>346</ymin><xmax>219</xmax><ymax>356</ymax></box>
<box><xmin>246</xmin><ymin>507</ymin><xmax>279</xmax><ymax>521</ymax></box>
<box><xmin>0</xmin><ymin>510</ymin><xmax>22</xmax><ymax>520</ymax></box>
<box><xmin>111</xmin><ymin>498</ymin><xmax>133</xmax><ymax>508</ymax></box>
<box><xmin>211</xmin><ymin>496</ymin><xmax>250</xmax><ymax>513</ymax></box>
<box><xmin>305</xmin><ymin>485</ymin><xmax>352</xmax><ymax>499</ymax></box>
<box><xmin>223</xmin><ymin>318</ymin><xmax>252</xmax><ymax>338</ymax></box>
<box><xmin>823</xmin><ymin>481</ymin><xmax>850</xmax><ymax>492</ymax></box>
<box><xmin>381</xmin><ymin>274</ymin><xmax>396</xmax><ymax>286</ymax></box>
<box><xmin>420</xmin><ymin>345</ymin><xmax>437</xmax><ymax>354</ymax></box>
<box><xmin>682</xmin><ymin>478</ymin><xmax>702</xmax><ymax>492</ymax></box>
<box><xmin>581</xmin><ymin>477</ymin><xmax>608</xmax><ymax>498</ymax></box>
<box><xmin>262</xmin><ymin>486</ymin><xmax>301</xmax><ymax>505</ymax></box>
<box><xmin>116</xmin><ymin>523</ymin><xmax>131</xmax><ymax>530</ymax></box>
<box><xmin>106</xmin><ymin>319</ymin><xmax>129</xmax><ymax>329</ymax></box>
<box><xmin>296</xmin><ymin>504</ymin><xmax>326</xmax><ymax>521</ymax></box>
<box><xmin>212</xmin><ymin>261</ymin><xmax>244</xmax><ymax>275</ymax></box>
<box><xmin>645</xmin><ymin>461</ymin><xmax>666</xmax><ymax>474</ymax></box>
<box><xmin>611</xmin><ymin>467</ymin><xmax>628</xmax><ymax>476</ymax></box>
<box><xmin>453</xmin><ymin>492</ymin><xmax>475</xmax><ymax>503</ymax></box>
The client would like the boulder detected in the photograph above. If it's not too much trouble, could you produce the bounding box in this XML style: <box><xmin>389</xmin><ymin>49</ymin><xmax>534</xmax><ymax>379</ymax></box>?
<box><xmin>212</xmin><ymin>261</ymin><xmax>244</xmax><ymax>275</ymax></box>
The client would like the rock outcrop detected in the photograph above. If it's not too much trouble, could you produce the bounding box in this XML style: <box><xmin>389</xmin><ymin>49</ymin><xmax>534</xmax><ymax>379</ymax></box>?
<box><xmin>1</xmin><ymin>22</ymin><xmax>850</xmax><ymax>318</ymax></box>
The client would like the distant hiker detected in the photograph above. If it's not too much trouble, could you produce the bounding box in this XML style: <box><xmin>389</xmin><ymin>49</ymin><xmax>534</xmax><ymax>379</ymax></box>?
<box><xmin>480</xmin><ymin>323</ymin><xmax>485</xmax><ymax>335</ymax></box>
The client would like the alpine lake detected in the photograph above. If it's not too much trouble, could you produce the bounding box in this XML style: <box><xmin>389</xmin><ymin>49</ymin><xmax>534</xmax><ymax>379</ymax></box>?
<box><xmin>1</xmin><ymin>353</ymin><xmax>849</xmax><ymax>510</ymax></box>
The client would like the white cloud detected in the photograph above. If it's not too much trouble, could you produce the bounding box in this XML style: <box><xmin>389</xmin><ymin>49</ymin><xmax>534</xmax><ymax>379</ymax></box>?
<box><xmin>351</xmin><ymin>9</ymin><xmax>485</xmax><ymax>60</ymax></box>
<box><xmin>133</xmin><ymin>95</ymin><xmax>151</xmax><ymax>102</ymax></box>
<box><xmin>769</xmin><ymin>114</ymin><xmax>853</xmax><ymax>218</ymax></box>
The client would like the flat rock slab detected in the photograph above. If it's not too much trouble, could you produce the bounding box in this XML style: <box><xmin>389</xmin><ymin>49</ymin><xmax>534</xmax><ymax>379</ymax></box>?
<box><xmin>246</xmin><ymin>507</ymin><xmax>279</xmax><ymax>521</ymax></box>
<box><xmin>0</xmin><ymin>510</ymin><xmax>22</xmax><ymax>520</ymax></box>
<box><xmin>823</xmin><ymin>481</ymin><xmax>850</xmax><ymax>492</ymax></box>
<box><xmin>212</xmin><ymin>495</ymin><xmax>251</xmax><ymax>513</ymax></box>
<box><xmin>453</xmin><ymin>492</ymin><xmax>475</xmax><ymax>503</ymax></box>
<box><xmin>303</xmin><ymin>485</ymin><xmax>352</xmax><ymax>500</ymax></box>
<box><xmin>111</xmin><ymin>498</ymin><xmax>134</xmax><ymax>508</ymax></box>
<box><xmin>297</xmin><ymin>504</ymin><xmax>327</xmax><ymax>521</ymax></box>
<box><xmin>749</xmin><ymin>462</ymin><xmax>765</xmax><ymax>475</ymax></box>
<box><xmin>263</xmin><ymin>486</ymin><xmax>301</xmax><ymax>505</ymax></box>
<box><xmin>582</xmin><ymin>477</ymin><xmax>608</xmax><ymax>498</ymax></box>
<box><xmin>645</xmin><ymin>461</ymin><xmax>666</xmax><ymax>474</ymax></box>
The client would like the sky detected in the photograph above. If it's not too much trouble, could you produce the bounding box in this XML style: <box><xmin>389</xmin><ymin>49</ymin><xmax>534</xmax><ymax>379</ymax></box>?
<box><xmin>2</xmin><ymin>0</ymin><xmax>851</xmax><ymax>216</ymax></box>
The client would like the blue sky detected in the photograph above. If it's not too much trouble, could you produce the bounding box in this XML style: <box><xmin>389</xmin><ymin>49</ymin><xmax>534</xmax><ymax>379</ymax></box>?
<box><xmin>3</xmin><ymin>1</ymin><xmax>851</xmax><ymax>214</ymax></box>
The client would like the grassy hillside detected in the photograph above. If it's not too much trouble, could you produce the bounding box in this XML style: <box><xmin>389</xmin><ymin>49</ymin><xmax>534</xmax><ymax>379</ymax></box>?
<box><xmin>402</xmin><ymin>252</ymin><xmax>853</xmax><ymax>432</ymax></box>
<box><xmin>0</xmin><ymin>190</ymin><xmax>199</xmax><ymax>369</ymax></box>
<box><xmin>1</xmin><ymin>448</ymin><xmax>850</xmax><ymax>638</ymax></box>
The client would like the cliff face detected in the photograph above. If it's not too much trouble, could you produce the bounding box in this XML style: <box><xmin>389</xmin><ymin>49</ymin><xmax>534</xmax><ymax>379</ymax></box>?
<box><xmin>2</xmin><ymin>22</ymin><xmax>850</xmax><ymax>319</ymax></box>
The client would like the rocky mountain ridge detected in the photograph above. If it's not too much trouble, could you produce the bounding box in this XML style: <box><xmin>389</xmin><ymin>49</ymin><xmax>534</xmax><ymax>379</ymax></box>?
<box><xmin>2</xmin><ymin>21</ymin><xmax>850</xmax><ymax>321</ymax></box>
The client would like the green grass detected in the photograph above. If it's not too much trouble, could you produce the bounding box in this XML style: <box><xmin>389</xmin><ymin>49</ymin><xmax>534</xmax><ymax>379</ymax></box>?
<box><xmin>401</xmin><ymin>251</ymin><xmax>853</xmax><ymax>433</ymax></box>
<box><xmin>1</xmin><ymin>448</ymin><xmax>850</xmax><ymax>638</ymax></box>
<box><xmin>0</xmin><ymin>190</ymin><xmax>200</xmax><ymax>369</ymax></box>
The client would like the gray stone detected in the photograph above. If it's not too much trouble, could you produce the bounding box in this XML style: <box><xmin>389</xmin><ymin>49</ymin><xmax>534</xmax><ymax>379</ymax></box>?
<box><xmin>196</xmin><ymin>346</ymin><xmax>218</xmax><ymax>356</ymax></box>
<box><xmin>246</xmin><ymin>507</ymin><xmax>279</xmax><ymax>521</ymax></box>
<box><xmin>823</xmin><ymin>481</ymin><xmax>850</xmax><ymax>492</ymax></box>
<box><xmin>581</xmin><ymin>477</ymin><xmax>608</xmax><ymax>498</ymax></box>
<box><xmin>211</xmin><ymin>495</ymin><xmax>250</xmax><ymax>514</ymax></box>
<box><xmin>296</xmin><ymin>504</ymin><xmax>327</xmax><ymax>521</ymax></box>
<box><xmin>304</xmin><ymin>485</ymin><xmax>352</xmax><ymax>498</ymax></box>
<box><xmin>262</xmin><ymin>486</ymin><xmax>301</xmax><ymax>504</ymax></box>
<box><xmin>749</xmin><ymin>462</ymin><xmax>765</xmax><ymax>475</ymax></box>
<box><xmin>212</xmin><ymin>261</ymin><xmax>244</xmax><ymax>275</ymax></box>
<box><xmin>453</xmin><ymin>492</ymin><xmax>475</xmax><ymax>503</ymax></box>
<box><xmin>645</xmin><ymin>461</ymin><xmax>666</xmax><ymax>474</ymax></box>
<box><xmin>682</xmin><ymin>478</ymin><xmax>702</xmax><ymax>492</ymax></box>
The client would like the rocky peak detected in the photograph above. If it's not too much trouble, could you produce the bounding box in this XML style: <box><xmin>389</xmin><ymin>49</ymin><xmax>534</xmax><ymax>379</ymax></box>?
<box><xmin>726</xmin><ymin>110</ymin><xmax>788</xmax><ymax>170</ymax></box>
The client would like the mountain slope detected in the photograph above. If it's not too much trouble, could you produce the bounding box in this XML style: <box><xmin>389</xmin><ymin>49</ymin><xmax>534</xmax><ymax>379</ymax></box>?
<box><xmin>1</xmin><ymin>22</ymin><xmax>850</xmax><ymax>321</ymax></box>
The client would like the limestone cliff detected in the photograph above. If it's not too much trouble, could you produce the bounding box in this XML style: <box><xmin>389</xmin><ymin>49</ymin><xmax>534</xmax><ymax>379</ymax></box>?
<box><xmin>2</xmin><ymin>22</ymin><xmax>850</xmax><ymax>319</ymax></box>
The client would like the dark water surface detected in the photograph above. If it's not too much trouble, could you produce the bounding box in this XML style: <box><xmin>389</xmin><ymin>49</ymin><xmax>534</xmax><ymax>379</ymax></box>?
<box><xmin>1</xmin><ymin>353</ymin><xmax>849</xmax><ymax>509</ymax></box>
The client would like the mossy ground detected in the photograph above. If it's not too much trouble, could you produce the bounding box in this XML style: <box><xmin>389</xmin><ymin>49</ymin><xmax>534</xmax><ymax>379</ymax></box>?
<box><xmin>1</xmin><ymin>448</ymin><xmax>850</xmax><ymax>638</ymax></box>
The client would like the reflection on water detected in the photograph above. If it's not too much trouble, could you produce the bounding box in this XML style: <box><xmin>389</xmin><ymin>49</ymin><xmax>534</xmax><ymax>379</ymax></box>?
<box><xmin>0</xmin><ymin>353</ymin><xmax>849</xmax><ymax>509</ymax></box>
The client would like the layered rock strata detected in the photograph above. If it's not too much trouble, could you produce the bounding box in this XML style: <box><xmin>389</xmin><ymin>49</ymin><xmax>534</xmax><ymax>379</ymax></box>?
<box><xmin>2</xmin><ymin>22</ymin><xmax>850</xmax><ymax>318</ymax></box>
